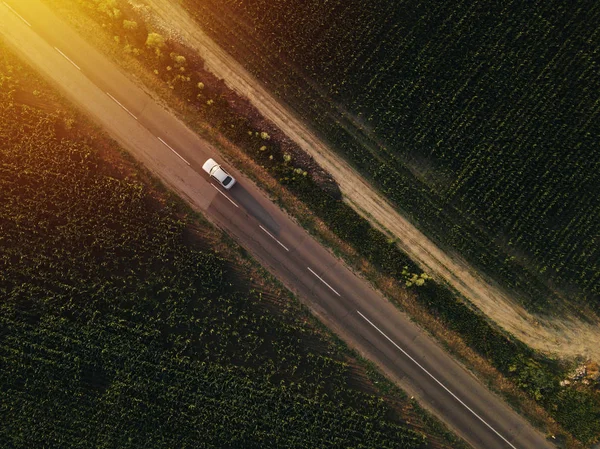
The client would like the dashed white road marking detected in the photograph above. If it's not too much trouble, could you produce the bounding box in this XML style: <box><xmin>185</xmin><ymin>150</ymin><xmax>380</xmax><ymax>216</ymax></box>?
<box><xmin>259</xmin><ymin>225</ymin><xmax>290</xmax><ymax>252</ymax></box>
<box><xmin>356</xmin><ymin>310</ymin><xmax>519</xmax><ymax>449</ymax></box>
<box><xmin>3</xmin><ymin>2</ymin><xmax>31</xmax><ymax>26</ymax></box>
<box><xmin>106</xmin><ymin>92</ymin><xmax>138</xmax><ymax>121</ymax></box>
<box><xmin>157</xmin><ymin>137</ymin><xmax>191</xmax><ymax>166</ymax></box>
<box><xmin>210</xmin><ymin>183</ymin><xmax>239</xmax><ymax>208</ymax></box>
<box><xmin>307</xmin><ymin>266</ymin><xmax>341</xmax><ymax>297</ymax></box>
<box><xmin>54</xmin><ymin>47</ymin><xmax>80</xmax><ymax>71</ymax></box>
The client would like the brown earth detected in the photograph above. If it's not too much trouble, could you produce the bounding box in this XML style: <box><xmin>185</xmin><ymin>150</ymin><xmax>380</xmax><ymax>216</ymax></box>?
<box><xmin>130</xmin><ymin>0</ymin><xmax>600</xmax><ymax>362</ymax></box>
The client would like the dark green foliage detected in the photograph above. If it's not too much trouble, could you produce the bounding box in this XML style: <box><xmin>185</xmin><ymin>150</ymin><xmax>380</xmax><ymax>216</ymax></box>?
<box><xmin>417</xmin><ymin>281</ymin><xmax>560</xmax><ymax>400</ymax></box>
<box><xmin>0</xmin><ymin>48</ymin><xmax>426</xmax><ymax>449</ymax></box>
<box><xmin>184</xmin><ymin>0</ymin><xmax>600</xmax><ymax>308</ymax></box>
<box><xmin>285</xmin><ymin>176</ymin><xmax>419</xmax><ymax>279</ymax></box>
<box><xmin>552</xmin><ymin>388</ymin><xmax>600</xmax><ymax>444</ymax></box>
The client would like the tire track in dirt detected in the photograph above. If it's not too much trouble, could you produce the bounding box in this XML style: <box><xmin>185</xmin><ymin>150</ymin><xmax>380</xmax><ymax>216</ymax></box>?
<box><xmin>134</xmin><ymin>0</ymin><xmax>600</xmax><ymax>361</ymax></box>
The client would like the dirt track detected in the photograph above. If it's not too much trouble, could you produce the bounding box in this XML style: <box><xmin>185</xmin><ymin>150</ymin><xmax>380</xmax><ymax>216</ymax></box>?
<box><xmin>134</xmin><ymin>0</ymin><xmax>600</xmax><ymax>362</ymax></box>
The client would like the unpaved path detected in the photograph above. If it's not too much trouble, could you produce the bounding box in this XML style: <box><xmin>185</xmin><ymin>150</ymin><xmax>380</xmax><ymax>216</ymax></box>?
<box><xmin>134</xmin><ymin>0</ymin><xmax>600</xmax><ymax>361</ymax></box>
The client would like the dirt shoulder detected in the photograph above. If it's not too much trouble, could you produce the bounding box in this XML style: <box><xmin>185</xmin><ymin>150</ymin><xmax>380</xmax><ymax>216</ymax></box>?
<box><xmin>132</xmin><ymin>0</ymin><xmax>600</xmax><ymax>362</ymax></box>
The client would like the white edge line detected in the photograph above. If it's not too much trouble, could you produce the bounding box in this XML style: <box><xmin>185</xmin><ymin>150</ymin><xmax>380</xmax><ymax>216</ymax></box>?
<box><xmin>210</xmin><ymin>183</ymin><xmax>239</xmax><ymax>208</ymax></box>
<box><xmin>3</xmin><ymin>2</ymin><xmax>31</xmax><ymax>26</ymax></box>
<box><xmin>157</xmin><ymin>137</ymin><xmax>191</xmax><ymax>166</ymax></box>
<box><xmin>54</xmin><ymin>47</ymin><xmax>81</xmax><ymax>71</ymax></box>
<box><xmin>259</xmin><ymin>225</ymin><xmax>290</xmax><ymax>252</ymax></box>
<box><xmin>307</xmin><ymin>266</ymin><xmax>341</xmax><ymax>297</ymax></box>
<box><xmin>356</xmin><ymin>310</ymin><xmax>519</xmax><ymax>449</ymax></box>
<box><xmin>106</xmin><ymin>92</ymin><xmax>138</xmax><ymax>121</ymax></box>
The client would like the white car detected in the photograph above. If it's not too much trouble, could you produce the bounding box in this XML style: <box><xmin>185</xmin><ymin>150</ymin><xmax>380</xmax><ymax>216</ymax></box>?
<box><xmin>202</xmin><ymin>158</ymin><xmax>236</xmax><ymax>189</ymax></box>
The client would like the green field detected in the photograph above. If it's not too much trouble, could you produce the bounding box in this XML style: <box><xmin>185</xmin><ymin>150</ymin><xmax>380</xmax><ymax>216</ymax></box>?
<box><xmin>184</xmin><ymin>0</ymin><xmax>600</xmax><ymax>308</ymax></box>
<box><xmin>0</xmin><ymin>46</ymin><xmax>448</xmax><ymax>449</ymax></box>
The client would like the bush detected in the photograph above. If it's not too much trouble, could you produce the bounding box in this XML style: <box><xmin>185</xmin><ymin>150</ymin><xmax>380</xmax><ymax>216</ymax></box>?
<box><xmin>145</xmin><ymin>32</ymin><xmax>165</xmax><ymax>50</ymax></box>
<box><xmin>122</xmin><ymin>19</ymin><xmax>137</xmax><ymax>31</ymax></box>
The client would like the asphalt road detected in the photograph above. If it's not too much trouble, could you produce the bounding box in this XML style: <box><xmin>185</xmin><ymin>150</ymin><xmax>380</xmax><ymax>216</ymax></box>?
<box><xmin>0</xmin><ymin>2</ymin><xmax>556</xmax><ymax>448</ymax></box>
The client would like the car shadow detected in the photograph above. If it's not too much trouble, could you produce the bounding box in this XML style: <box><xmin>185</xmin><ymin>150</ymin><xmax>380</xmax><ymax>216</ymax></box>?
<box><xmin>230</xmin><ymin>184</ymin><xmax>281</xmax><ymax>234</ymax></box>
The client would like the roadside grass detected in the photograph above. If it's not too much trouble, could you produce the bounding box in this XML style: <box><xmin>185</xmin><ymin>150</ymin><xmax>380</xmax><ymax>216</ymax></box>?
<box><xmin>36</xmin><ymin>1</ymin><xmax>600</xmax><ymax>446</ymax></box>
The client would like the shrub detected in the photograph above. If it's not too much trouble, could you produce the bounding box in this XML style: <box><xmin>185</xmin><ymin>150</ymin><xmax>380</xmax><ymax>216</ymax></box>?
<box><xmin>123</xmin><ymin>19</ymin><xmax>137</xmax><ymax>31</ymax></box>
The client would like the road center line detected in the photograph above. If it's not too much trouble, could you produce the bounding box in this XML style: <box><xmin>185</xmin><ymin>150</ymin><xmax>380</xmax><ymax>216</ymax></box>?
<box><xmin>307</xmin><ymin>266</ymin><xmax>341</xmax><ymax>297</ymax></box>
<box><xmin>259</xmin><ymin>225</ymin><xmax>290</xmax><ymax>252</ymax></box>
<box><xmin>54</xmin><ymin>47</ymin><xmax>81</xmax><ymax>71</ymax></box>
<box><xmin>157</xmin><ymin>137</ymin><xmax>191</xmax><ymax>166</ymax></box>
<box><xmin>3</xmin><ymin>2</ymin><xmax>31</xmax><ymax>27</ymax></box>
<box><xmin>356</xmin><ymin>310</ymin><xmax>519</xmax><ymax>449</ymax></box>
<box><xmin>210</xmin><ymin>183</ymin><xmax>239</xmax><ymax>208</ymax></box>
<box><xmin>106</xmin><ymin>92</ymin><xmax>138</xmax><ymax>121</ymax></box>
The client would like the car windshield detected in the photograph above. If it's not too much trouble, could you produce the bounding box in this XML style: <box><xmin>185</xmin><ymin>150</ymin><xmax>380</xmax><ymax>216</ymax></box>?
<box><xmin>222</xmin><ymin>176</ymin><xmax>233</xmax><ymax>186</ymax></box>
